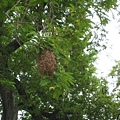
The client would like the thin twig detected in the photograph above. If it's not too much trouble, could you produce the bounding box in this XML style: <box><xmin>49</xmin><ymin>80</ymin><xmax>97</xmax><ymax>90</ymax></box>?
<box><xmin>49</xmin><ymin>2</ymin><xmax>54</xmax><ymax>24</ymax></box>
<box><xmin>6</xmin><ymin>0</ymin><xmax>21</xmax><ymax>18</ymax></box>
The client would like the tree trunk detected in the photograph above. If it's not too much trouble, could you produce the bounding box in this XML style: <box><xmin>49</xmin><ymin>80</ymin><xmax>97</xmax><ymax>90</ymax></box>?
<box><xmin>0</xmin><ymin>86</ymin><xmax>18</xmax><ymax>120</ymax></box>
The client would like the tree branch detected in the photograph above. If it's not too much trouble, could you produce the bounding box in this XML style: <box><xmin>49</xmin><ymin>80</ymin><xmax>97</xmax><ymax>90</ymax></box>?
<box><xmin>7</xmin><ymin>40</ymin><xmax>23</xmax><ymax>55</ymax></box>
<box><xmin>14</xmin><ymin>79</ymin><xmax>26</xmax><ymax>96</ymax></box>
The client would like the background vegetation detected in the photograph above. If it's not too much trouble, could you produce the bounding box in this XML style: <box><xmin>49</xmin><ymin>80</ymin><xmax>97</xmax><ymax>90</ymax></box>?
<box><xmin>0</xmin><ymin>0</ymin><xmax>119</xmax><ymax>120</ymax></box>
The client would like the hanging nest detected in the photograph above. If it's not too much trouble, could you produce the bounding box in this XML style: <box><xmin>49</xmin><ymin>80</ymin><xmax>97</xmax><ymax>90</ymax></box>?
<box><xmin>37</xmin><ymin>49</ymin><xmax>57</xmax><ymax>75</ymax></box>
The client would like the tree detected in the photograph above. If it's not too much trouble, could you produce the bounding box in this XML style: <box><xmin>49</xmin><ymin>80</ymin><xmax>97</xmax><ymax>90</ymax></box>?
<box><xmin>109</xmin><ymin>61</ymin><xmax>120</xmax><ymax>87</ymax></box>
<box><xmin>0</xmin><ymin>0</ymin><xmax>119</xmax><ymax>120</ymax></box>
<box><xmin>109</xmin><ymin>61</ymin><xmax>120</xmax><ymax>120</ymax></box>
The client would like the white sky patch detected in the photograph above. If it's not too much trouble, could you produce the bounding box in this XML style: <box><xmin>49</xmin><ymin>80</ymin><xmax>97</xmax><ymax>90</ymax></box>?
<box><xmin>95</xmin><ymin>9</ymin><xmax>120</xmax><ymax>92</ymax></box>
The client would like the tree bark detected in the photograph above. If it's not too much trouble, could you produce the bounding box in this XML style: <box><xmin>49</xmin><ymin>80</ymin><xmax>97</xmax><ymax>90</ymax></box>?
<box><xmin>0</xmin><ymin>85</ymin><xmax>18</xmax><ymax>120</ymax></box>
<box><xmin>0</xmin><ymin>40</ymin><xmax>20</xmax><ymax>120</ymax></box>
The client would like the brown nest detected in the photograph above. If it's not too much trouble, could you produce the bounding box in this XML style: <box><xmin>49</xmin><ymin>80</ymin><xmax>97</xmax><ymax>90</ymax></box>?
<box><xmin>37</xmin><ymin>49</ymin><xmax>57</xmax><ymax>75</ymax></box>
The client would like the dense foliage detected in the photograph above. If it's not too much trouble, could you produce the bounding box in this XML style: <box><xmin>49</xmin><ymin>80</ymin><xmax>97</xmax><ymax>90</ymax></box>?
<box><xmin>0</xmin><ymin>0</ymin><xmax>119</xmax><ymax>120</ymax></box>
<box><xmin>109</xmin><ymin>61</ymin><xmax>120</xmax><ymax>96</ymax></box>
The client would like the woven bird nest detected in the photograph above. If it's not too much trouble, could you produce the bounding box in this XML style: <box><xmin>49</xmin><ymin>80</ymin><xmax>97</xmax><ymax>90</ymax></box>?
<box><xmin>37</xmin><ymin>49</ymin><xmax>57</xmax><ymax>75</ymax></box>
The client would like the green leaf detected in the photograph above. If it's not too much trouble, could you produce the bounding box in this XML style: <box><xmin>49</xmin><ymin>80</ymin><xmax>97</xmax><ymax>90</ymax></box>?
<box><xmin>0</xmin><ymin>79</ymin><xmax>15</xmax><ymax>86</ymax></box>
<box><xmin>53</xmin><ymin>88</ymin><xmax>62</xmax><ymax>99</ymax></box>
<box><xmin>40</xmin><ymin>80</ymin><xmax>50</xmax><ymax>86</ymax></box>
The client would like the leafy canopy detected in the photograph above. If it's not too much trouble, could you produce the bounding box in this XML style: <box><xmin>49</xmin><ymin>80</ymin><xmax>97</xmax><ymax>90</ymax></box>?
<box><xmin>0</xmin><ymin>0</ymin><xmax>119</xmax><ymax>120</ymax></box>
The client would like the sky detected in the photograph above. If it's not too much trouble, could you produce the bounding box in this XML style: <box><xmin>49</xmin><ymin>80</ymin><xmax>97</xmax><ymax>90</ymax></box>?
<box><xmin>95</xmin><ymin>8</ymin><xmax>120</xmax><ymax>92</ymax></box>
